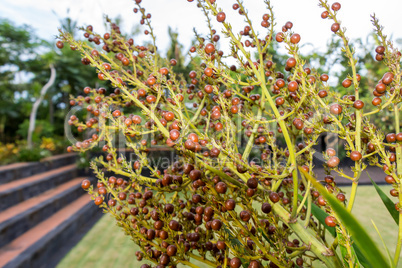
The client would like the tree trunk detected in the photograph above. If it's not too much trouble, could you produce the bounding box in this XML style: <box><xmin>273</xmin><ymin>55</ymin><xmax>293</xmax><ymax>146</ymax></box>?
<box><xmin>27</xmin><ymin>64</ymin><xmax>56</xmax><ymax>149</ymax></box>
<box><xmin>49</xmin><ymin>96</ymin><xmax>54</xmax><ymax>125</ymax></box>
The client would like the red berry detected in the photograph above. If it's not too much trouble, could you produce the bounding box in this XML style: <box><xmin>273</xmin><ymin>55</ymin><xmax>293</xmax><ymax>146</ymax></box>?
<box><xmin>217</xmin><ymin>12</ymin><xmax>226</xmax><ymax>22</ymax></box>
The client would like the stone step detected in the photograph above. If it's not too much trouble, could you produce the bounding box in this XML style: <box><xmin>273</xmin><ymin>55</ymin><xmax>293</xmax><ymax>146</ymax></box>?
<box><xmin>0</xmin><ymin>194</ymin><xmax>100</xmax><ymax>268</ymax></box>
<box><xmin>0</xmin><ymin>164</ymin><xmax>77</xmax><ymax>212</ymax></box>
<box><xmin>0</xmin><ymin>153</ymin><xmax>78</xmax><ymax>185</ymax></box>
<box><xmin>0</xmin><ymin>178</ymin><xmax>87</xmax><ymax>248</ymax></box>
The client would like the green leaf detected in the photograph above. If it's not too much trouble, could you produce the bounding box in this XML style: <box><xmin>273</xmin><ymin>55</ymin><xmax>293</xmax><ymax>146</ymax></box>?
<box><xmin>371</xmin><ymin>220</ymin><xmax>395</xmax><ymax>268</ymax></box>
<box><xmin>369</xmin><ymin>173</ymin><xmax>399</xmax><ymax>225</ymax></box>
<box><xmin>222</xmin><ymin>226</ymin><xmax>248</xmax><ymax>267</ymax></box>
<box><xmin>299</xmin><ymin>167</ymin><xmax>390</xmax><ymax>268</ymax></box>
<box><xmin>257</xmin><ymin>227</ymin><xmax>271</xmax><ymax>245</ymax></box>
<box><xmin>352</xmin><ymin>241</ymin><xmax>373</xmax><ymax>268</ymax></box>
<box><xmin>298</xmin><ymin>194</ymin><xmax>336</xmax><ymax>237</ymax></box>
<box><xmin>337</xmin><ymin>232</ymin><xmax>350</xmax><ymax>266</ymax></box>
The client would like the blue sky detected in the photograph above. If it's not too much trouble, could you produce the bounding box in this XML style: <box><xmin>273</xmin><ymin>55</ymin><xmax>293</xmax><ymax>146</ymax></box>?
<box><xmin>1</xmin><ymin>0</ymin><xmax>402</xmax><ymax>56</ymax></box>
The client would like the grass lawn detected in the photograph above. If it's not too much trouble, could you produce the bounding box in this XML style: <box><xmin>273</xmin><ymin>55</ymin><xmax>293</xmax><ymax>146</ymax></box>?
<box><xmin>57</xmin><ymin>185</ymin><xmax>401</xmax><ymax>268</ymax></box>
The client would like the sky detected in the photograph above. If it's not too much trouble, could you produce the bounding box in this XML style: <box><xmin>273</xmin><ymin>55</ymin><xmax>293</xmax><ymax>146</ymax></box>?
<box><xmin>1</xmin><ymin>0</ymin><xmax>402</xmax><ymax>57</ymax></box>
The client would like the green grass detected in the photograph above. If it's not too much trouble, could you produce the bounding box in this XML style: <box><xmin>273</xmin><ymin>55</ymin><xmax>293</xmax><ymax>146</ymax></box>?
<box><xmin>57</xmin><ymin>185</ymin><xmax>401</xmax><ymax>268</ymax></box>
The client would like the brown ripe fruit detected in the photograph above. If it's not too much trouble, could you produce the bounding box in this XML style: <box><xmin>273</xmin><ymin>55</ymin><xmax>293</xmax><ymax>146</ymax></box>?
<box><xmin>376</xmin><ymin>83</ymin><xmax>386</xmax><ymax>93</ymax></box>
<box><xmin>247</xmin><ymin>178</ymin><xmax>258</xmax><ymax>189</ymax></box>
<box><xmin>304</xmin><ymin>127</ymin><xmax>313</xmax><ymax>135</ymax></box>
<box><xmin>318</xmin><ymin>90</ymin><xmax>328</xmax><ymax>98</ymax></box>
<box><xmin>188</xmin><ymin>133</ymin><xmax>199</xmax><ymax>143</ymax></box>
<box><xmin>372</xmin><ymin>97</ymin><xmax>382</xmax><ymax>106</ymax></box>
<box><xmin>385</xmin><ymin>175</ymin><xmax>396</xmax><ymax>184</ymax></box>
<box><xmin>146</xmin><ymin>95</ymin><xmax>157</xmax><ymax>103</ymax></box>
<box><xmin>318</xmin><ymin>196</ymin><xmax>326</xmax><ymax>206</ymax></box>
<box><xmin>164</xmin><ymin>111</ymin><xmax>175</xmax><ymax>121</ymax></box>
<box><xmin>337</xmin><ymin>193</ymin><xmax>346</xmax><ymax>202</ymax></box>
<box><xmin>81</xmin><ymin>179</ymin><xmax>91</xmax><ymax>189</ymax></box>
<box><xmin>290</xmin><ymin>33</ymin><xmax>301</xmax><ymax>44</ymax></box>
<box><xmin>56</xmin><ymin>41</ymin><xmax>64</xmax><ymax>49</ymax></box>
<box><xmin>204</xmin><ymin>43</ymin><xmax>215</xmax><ymax>54</ymax></box>
<box><xmin>269</xmin><ymin>192</ymin><xmax>280</xmax><ymax>203</ymax></box>
<box><xmin>353</xmin><ymin>100</ymin><xmax>364</xmax><ymax>110</ymax></box>
<box><xmin>275</xmin><ymin>32</ymin><xmax>284</xmax><ymax>42</ymax></box>
<box><xmin>230</xmin><ymin>257</ymin><xmax>242</xmax><ymax>268</ymax></box>
<box><xmin>275</xmin><ymin>97</ymin><xmax>285</xmax><ymax>105</ymax></box>
<box><xmin>166</xmin><ymin>245</ymin><xmax>177</xmax><ymax>256</ymax></box>
<box><xmin>189</xmin><ymin>169</ymin><xmax>201</xmax><ymax>180</ymax></box>
<box><xmin>261</xmin><ymin>203</ymin><xmax>272</xmax><ymax>214</ymax></box>
<box><xmin>169</xmin><ymin>220</ymin><xmax>180</xmax><ymax>231</ymax></box>
<box><xmin>94</xmin><ymin>196</ymin><xmax>103</xmax><ymax>205</ymax></box>
<box><xmin>320</xmin><ymin>74</ymin><xmax>329</xmax><ymax>82</ymax></box>
<box><xmin>386</xmin><ymin>133</ymin><xmax>396</xmax><ymax>143</ymax></box>
<box><xmin>159</xmin><ymin>67</ymin><xmax>169</xmax><ymax>75</ymax></box>
<box><xmin>325</xmin><ymin>216</ymin><xmax>337</xmax><ymax>227</ymax></box>
<box><xmin>169</xmin><ymin>129</ymin><xmax>180</xmax><ymax>141</ymax></box>
<box><xmin>293</xmin><ymin>118</ymin><xmax>304</xmax><ymax>130</ymax></box>
<box><xmin>240</xmin><ymin>210</ymin><xmax>251</xmax><ymax>222</ymax></box>
<box><xmin>286</xmin><ymin>57</ymin><xmax>296</xmax><ymax>68</ymax></box>
<box><xmin>217</xmin><ymin>12</ymin><xmax>226</xmax><ymax>22</ymax></box>
<box><xmin>288</xmin><ymin>81</ymin><xmax>298</xmax><ymax>92</ymax></box>
<box><xmin>211</xmin><ymin>219</ymin><xmax>222</xmax><ymax>230</ymax></box>
<box><xmin>350</xmin><ymin>151</ymin><xmax>362</xmax><ymax>161</ymax></box>
<box><xmin>285</xmin><ymin>21</ymin><xmax>293</xmax><ymax>29</ymax></box>
<box><xmin>216</xmin><ymin>241</ymin><xmax>226</xmax><ymax>250</ymax></box>
<box><xmin>342</xmin><ymin>79</ymin><xmax>352</xmax><ymax>88</ymax></box>
<box><xmin>225</xmin><ymin>199</ymin><xmax>236</xmax><ymax>210</ymax></box>
<box><xmin>184</xmin><ymin>140</ymin><xmax>195</xmax><ymax>151</ymax></box>
<box><xmin>321</xmin><ymin>11</ymin><xmax>329</xmax><ymax>19</ymax></box>
<box><xmin>121</xmin><ymin>57</ymin><xmax>130</xmax><ymax>66</ymax></box>
<box><xmin>204</xmin><ymin>85</ymin><xmax>213</xmax><ymax>94</ymax></box>
<box><xmin>215</xmin><ymin>181</ymin><xmax>227</xmax><ymax>194</ymax></box>
<box><xmin>397</xmin><ymin>133</ymin><xmax>402</xmax><ymax>141</ymax></box>
<box><xmin>327</xmin><ymin>156</ymin><xmax>340</xmax><ymax>168</ymax></box>
<box><xmin>249</xmin><ymin>261</ymin><xmax>260</xmax><ymax>268</ymax></box>
<box><xmin>204</xmin><ymin>67</ymin><xmax>213</xmax><ymax>77</ymax></box>
<box><xmin>382</xmin><ymin>72</ymin><xmax>394</xmax><ymax>85</ymax></box>
<box><xmin>329</xmin><ymin>103</ymin><xmax>342</xmax><ymax>115</ymax></box>
<box><xmin>132</xmin><ymin>115</ymin><xmax>142</xmax><ymax>124</ymax></box>
<box><xmin>331</xmin><ymin>23</ymin><xmax>340</xmax><ymax>33</ymax></box>
<box><xmin>390</xmin><ymin>189</ymin><xmax>399</xmax><ymax>197</ymax></box>
<box><xmin>276</xmin><ymin>78</ymin><xmax>285</xmax><ymax>88</ymax></box>
<box><xmin>231</xmin><ymin>105</ymin><xmax>239</xmax><ymax>114</ymax></box>
<box><xmin>147</xmin><ymin>77</ymin><xmax>156</xmax><ymax>86</ymax></box>
<box><xmin>331</xmin><ymin>2</ymin><xmax>341</xmax><ymax>11</ymax></box>
<box><xmin>375</xmin><ymin>46</ymin><xmax>385</xmax><ymax>54</ymax></box>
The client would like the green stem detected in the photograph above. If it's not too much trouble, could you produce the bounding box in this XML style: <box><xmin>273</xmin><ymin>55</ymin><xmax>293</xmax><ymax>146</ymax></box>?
<box><xmin>187</xmin><ymin>253</ymin><xmax>216</xmax><ymax>267</ymax></box>
<box><xmin>346</xmin><ymin>182</ymin><xmax>358</xmax><ymax>212</ymax></box>
<box><xmin>272</xmin><ymin>204</ymin><xmax>342</xmax><ymax>268</ymax></box>
<box><xmin>394</xmin><ymin>103</ymin><xmax>402</xmax><ymax>266</ymax></box>
<box><xmin>242</xmin><ymin>96</ymin><xmax>263</xmax><ymax>160</ymax></box>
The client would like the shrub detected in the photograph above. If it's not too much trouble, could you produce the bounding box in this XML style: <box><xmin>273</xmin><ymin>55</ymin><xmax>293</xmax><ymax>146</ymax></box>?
<box><xmin>60</xmin><ymin>1</ymin><xmax>402</xmax><ymax>267</ymax></box>
<box><xmin>17</xmin><ymin>147</ymin><xmax>51</xmax><ymax>162</ymax></box>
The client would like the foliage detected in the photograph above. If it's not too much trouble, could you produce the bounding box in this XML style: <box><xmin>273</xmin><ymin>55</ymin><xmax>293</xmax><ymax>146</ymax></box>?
<box><xmin>17</xmin><ymin>119</ymin><xmax>55</xmax><ymax>141</ymax></box>
<box><xmin>0</xmin><ymin>142</ymin><xmax>20</xmax><ymax>164</ymax></box>
<box><xmin>17</xmin><ymin>147</ymin><xmax>51</xmax><ymax>162</ymax></box>
<box><xmin>0</xmin><ymin>137</ymin><xmax>68</xmax><ymax>165</ymax></box>
<box><xmin>60</xmin><ymin>1</ymin><xmax>402</xmax><ymax>268</ymax></box>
